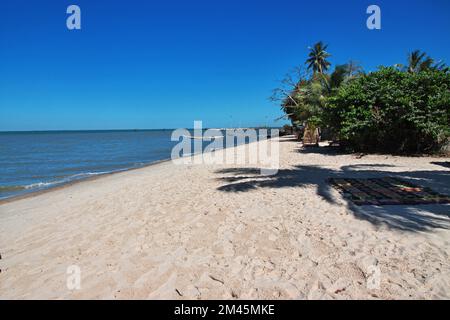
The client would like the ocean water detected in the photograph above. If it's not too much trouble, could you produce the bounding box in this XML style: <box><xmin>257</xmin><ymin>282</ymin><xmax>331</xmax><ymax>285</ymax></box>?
<box><xmin>0</xmin><ymin>129</ymin><xmax>260</xmax><ymax>200</ymax></box>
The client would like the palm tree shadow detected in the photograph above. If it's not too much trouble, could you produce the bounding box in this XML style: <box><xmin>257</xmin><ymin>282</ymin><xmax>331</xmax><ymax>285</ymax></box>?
<box><xmin>431</xmin><ymin>161</ymin><xmax>450</xmax><ymax>169</ymax></box>
<box><xmin>215</xmin><ymin>164</ymin><xmax>450</xmax><ymax>232</ymax></box>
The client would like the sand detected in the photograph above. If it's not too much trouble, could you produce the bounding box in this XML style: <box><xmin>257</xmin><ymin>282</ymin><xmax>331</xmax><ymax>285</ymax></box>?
<box><xmin>0</xmin><ymin>136</ymin><xmax>449</xmax><ymax>299</ymax></box>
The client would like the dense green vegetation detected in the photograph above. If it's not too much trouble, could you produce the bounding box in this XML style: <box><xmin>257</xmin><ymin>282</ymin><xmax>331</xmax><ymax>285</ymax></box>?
<box><xmin>273</xmin><ymin>42</ymin><xmax>450</xmax><ymax>154</ymax></box>
<box><xmin>326</xmin><ymin>68</ymin><xmax>450</xmax><ymax>153</ymax></box>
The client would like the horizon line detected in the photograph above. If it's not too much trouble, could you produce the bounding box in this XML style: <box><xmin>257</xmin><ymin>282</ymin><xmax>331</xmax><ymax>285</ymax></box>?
<box><xmin>0</xmin><ymin>126</ymin><xmax>282</xmax><ymax>133</ymax></box>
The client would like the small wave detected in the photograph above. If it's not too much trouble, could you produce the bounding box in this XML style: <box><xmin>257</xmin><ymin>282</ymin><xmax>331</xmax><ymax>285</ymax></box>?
<box><xmin>19</xmin><ymin>171</ymin><xmax>115</xmax><ymax>191</ymax></box>
<box><xmin>66</xmin><ymin>171</ymin><xmax>111</xmax><ymax>179</ymax></box>
<box><xmin>0</xmin><ymin>166</ymin><xmax>152</xmax><ymax>198</ymax></box>
<box><xmin>0</xmin><ymin>171</ymin><xmax>114</xmax><ymax>192</ymax></box>
<box><xmin>24</xmin><ymin>181</ymin><xmax>57</xmax><ymax>189</ymax></box>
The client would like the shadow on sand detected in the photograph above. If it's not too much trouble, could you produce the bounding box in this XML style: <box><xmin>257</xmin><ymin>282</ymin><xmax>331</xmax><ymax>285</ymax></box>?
<box><xmin>431</xmin><ymin>161</ymin><xmax>450</xmax><ymax>169</ymax></box>
<box><xmin>215</xmin><ymin>159</ymin><xmax>450</xmax><ymax>232</ymax></box>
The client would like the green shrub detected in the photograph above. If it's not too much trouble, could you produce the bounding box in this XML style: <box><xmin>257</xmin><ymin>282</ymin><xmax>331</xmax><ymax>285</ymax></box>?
<box><xmin>326</xmin><ymin>67</ymin><xmax>450</xmax><ymax>154</ymax></box>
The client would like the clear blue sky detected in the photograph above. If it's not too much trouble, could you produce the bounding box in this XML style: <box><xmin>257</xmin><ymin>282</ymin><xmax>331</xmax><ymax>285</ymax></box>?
<box><xmin>1</xmin><ymin>0</ymin><xmax>449</xmax><ymax>131</ymax></box>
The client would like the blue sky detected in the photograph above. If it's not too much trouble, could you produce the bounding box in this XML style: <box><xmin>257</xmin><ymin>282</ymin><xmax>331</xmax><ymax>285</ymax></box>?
<box><xmin>1</xmin><ymin>0</ymin><xmax>449</xmax><ymax>131</ymax></box>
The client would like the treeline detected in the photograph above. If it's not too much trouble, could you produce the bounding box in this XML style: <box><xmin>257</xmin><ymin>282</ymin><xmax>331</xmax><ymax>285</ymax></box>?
<box><xmin>273</xmin><ymin>42</ymin><xmax>450</xmax><ymax>154</ymax></box>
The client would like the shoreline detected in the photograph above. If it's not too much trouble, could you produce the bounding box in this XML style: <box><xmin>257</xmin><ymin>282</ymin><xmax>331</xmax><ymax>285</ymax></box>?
<box><xmin>0</xmin><ymin>158</ymin><xmax>173</xmax><ymax>205</ymax></box>
<box><xmin>0</xmin><ymin>135</ymin><xmax>275</xmax><ymax>205</ymax></box>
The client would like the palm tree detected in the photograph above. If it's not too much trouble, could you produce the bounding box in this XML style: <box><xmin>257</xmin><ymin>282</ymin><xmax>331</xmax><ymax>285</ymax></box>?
<box><xmin>345</xmin><ymin>60</ymin><xmax>364</xmax><ymax>77</ymax></box>
<box><xmin>433</xmin><ymin>60</ymin><xmax>449</xmax><ymax>72</ymax></box>
<box><xmin>305</xmin><ymin>41</ymin><xmax>331</xmax><ymax>75</ymax></box>
<box><xmin>327</xmin><ymin>64</ymin><xmax>349</xmax><ymax>91</ymax></box>
<box><xmin>406</xmin><ymin>50</ymin><xmax>434</xmax><ymax>73</ymax></box>
<box><xmin>321</xmin><ymin>62</ymin><xmax>363</xmax><ymax>94</ymax></box>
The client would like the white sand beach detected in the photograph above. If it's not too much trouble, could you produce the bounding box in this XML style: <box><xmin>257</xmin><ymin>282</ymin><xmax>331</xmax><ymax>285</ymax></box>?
<box><xmin>1</xmin><ymin>136</ymin><xmax>449</xmax><ymax>299</ymax></box>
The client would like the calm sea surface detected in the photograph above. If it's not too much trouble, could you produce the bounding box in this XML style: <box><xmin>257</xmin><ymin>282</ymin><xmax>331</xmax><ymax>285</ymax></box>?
<box><xmin>0</xmin><ymin>129</ymin><xmax>229</xmax><ymax>200</ymax></box>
